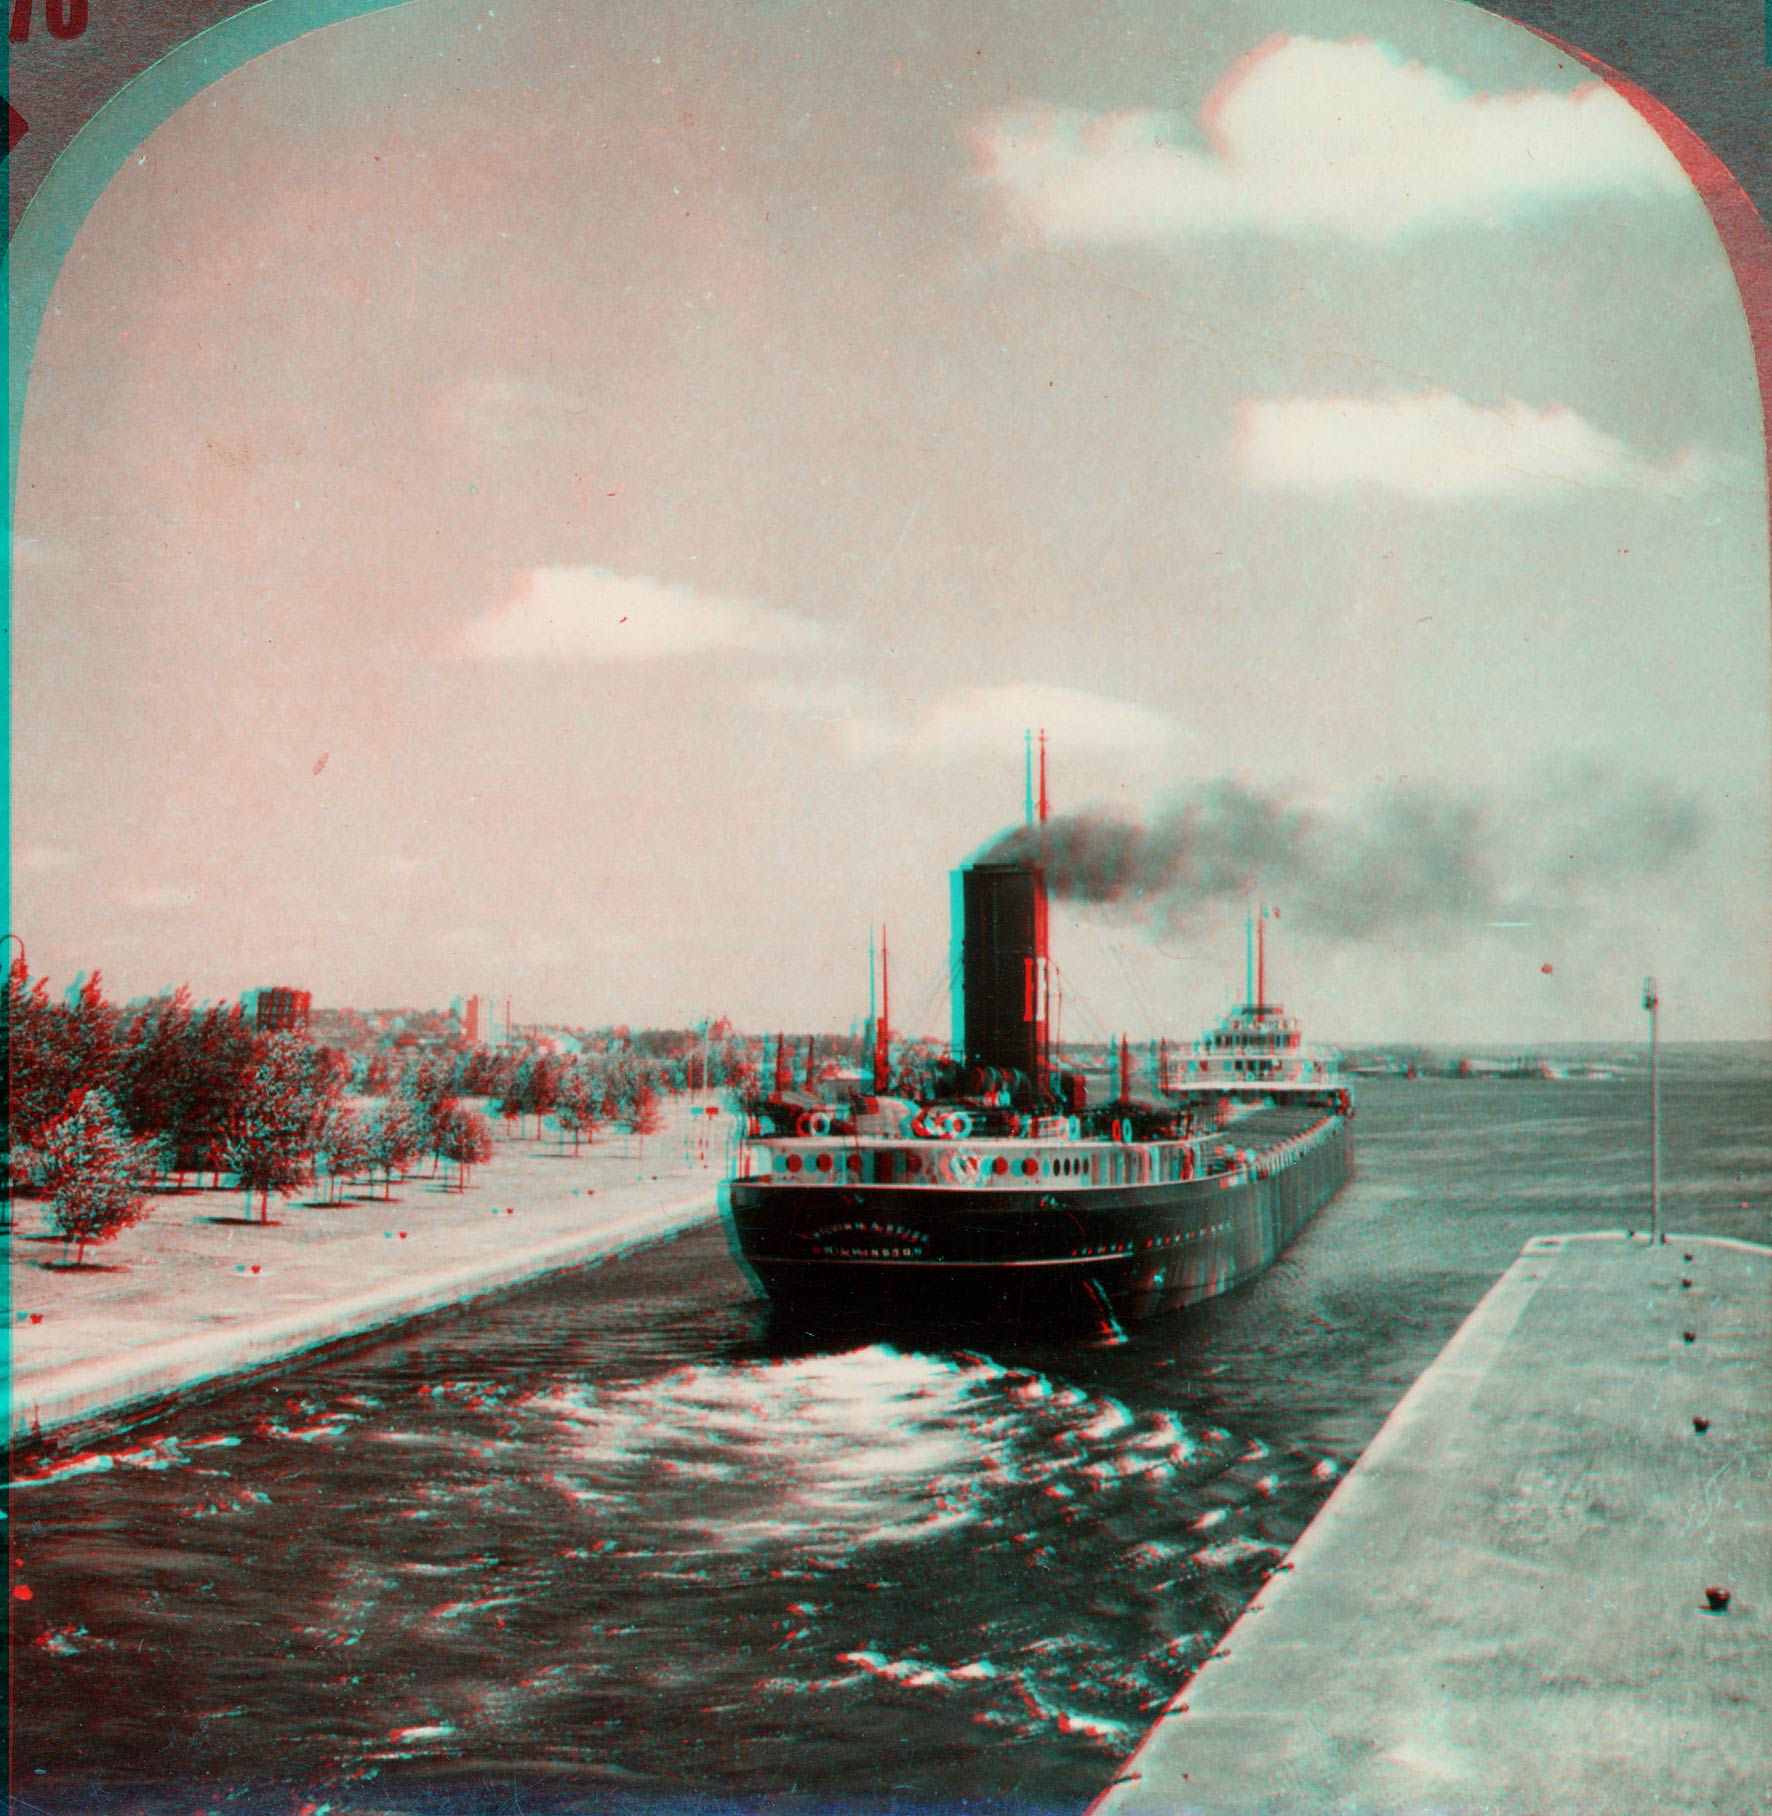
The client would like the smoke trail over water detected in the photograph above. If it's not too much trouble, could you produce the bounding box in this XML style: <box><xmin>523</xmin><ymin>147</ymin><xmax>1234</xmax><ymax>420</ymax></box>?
<box><xmin>982</xmin><ymin>774</ymin><xmax>1705</xmax><ymax>942</ymax></box>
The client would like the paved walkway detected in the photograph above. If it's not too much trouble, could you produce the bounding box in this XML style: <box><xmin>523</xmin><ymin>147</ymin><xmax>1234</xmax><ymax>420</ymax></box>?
<box><xmin>7</xmin><ymin>1099</ymin><xmax>729</xmax><ymax>1442</ymax></box>
<box><xmin>1091</xmin><ymin>1231</ymin><xmax>1771</xmax><ymax>1816</ymax></box>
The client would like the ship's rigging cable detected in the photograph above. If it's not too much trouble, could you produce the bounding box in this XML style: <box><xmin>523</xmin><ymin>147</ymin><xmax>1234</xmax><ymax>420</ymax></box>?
<box><xmin>1078</xmin><ymin>920</ymin><xmax>1158</xmax><ymax>1046</ymax></box>
<box><xmin>1104</xmin><ymin>932</ymin><xmax>1161</xmax><ymax>1044</ymax></box>
<box><xmin>1049</xmin><ymin>958</ymin><xmax>1114</xmax><ymax>1050</ymax></box>
<box><xmin>898</xmin><ymin>952</ymin><xmax>957</xmax><ymax>1046</ymax></box>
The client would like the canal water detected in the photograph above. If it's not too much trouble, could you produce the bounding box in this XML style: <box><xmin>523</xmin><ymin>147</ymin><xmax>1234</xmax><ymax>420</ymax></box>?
<box><xmin>11</xmin><ymin>1048</ymin><xmax>1769</xmax><ymax>1816</ymax></box>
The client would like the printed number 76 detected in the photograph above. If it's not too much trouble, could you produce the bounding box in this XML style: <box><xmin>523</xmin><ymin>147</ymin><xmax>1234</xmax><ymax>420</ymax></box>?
<box><xmin>10</xmin><ymin>0</ymin><xmax>87</xmax><ymax>39</ymax></box>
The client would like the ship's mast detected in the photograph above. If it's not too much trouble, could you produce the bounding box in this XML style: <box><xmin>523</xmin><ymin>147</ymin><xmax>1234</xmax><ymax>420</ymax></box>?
<box><xmin>867</xmin><ymin>925</ymin><xmax>879</xmax><ymax>1092</ymax></box>
<box><xmin>1039</xmin><ymin>728</ymin><xmax>1050</xmax><ymax>1083</ymax></box>
<box><xmin>1257</xmin><ymin>905</ymin><xmax>1267</xmax><ymax>1011</ymax></box>
<box><xmin>875</xmin><ymin>925</ymin><xmax>892</xmax><ymax>1093</ymax></box>
<box><xmin>1245</xmin><ymin>908</ymin><xmax>1256</xmax><ymax>1008</ymax></box>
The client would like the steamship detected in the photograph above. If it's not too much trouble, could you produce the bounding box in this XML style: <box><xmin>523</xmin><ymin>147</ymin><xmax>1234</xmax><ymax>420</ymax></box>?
<box><xmin>723</xmin><ymin>857</ymin><xmax>1353</xmax><ymax>1327</ymax></box>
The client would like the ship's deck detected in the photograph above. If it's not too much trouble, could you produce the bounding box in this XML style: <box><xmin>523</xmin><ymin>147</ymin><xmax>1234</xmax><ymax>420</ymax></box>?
<box><xmin>737</xmin><ymin>1104</ymin><xmax>1342</xmax><ymax>1190</ymax></box>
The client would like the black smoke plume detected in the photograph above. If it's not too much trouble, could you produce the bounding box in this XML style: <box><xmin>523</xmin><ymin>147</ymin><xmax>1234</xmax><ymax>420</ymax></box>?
<box><xmin>981</xmin><ymin>773</ymin><xmax>1704</xmax><ymax>942</ymax></box>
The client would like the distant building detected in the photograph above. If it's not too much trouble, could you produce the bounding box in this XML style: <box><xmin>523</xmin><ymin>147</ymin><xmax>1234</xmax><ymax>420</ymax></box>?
<box><xmin>255</xmin><ymin>987</ymin><xmax>312</xmax><ymax>1034</ymax></box>
<box><xmin>463</xmin><ymin>994</ymin><xmax>480</xmax><ymax>1043</ymax></box>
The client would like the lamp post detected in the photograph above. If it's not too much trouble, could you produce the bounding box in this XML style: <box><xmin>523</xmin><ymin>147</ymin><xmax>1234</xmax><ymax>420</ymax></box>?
<box><xmin>1643</xmin><ymin>976</ymin><xmax>1661</xmax><ymax>1246</ymax></box>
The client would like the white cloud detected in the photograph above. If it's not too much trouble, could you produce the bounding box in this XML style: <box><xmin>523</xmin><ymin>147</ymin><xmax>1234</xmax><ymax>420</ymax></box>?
<box><xmin>454</xmin><ymin>566</ymin><xmax>834</xmax><ymax>663</ymax></box>
<box><xmin>1236</xmin><ymin>391</ymin><xmax>1708</xmax><ymax>499</ymax></box>
<box><xmin>973</xmin><ymin>36</ymin><xmax>1687</xmax><ymax>245</ymax></box>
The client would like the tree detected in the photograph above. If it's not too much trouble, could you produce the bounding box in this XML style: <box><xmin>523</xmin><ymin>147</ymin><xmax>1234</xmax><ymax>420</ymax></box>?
<box><xmin>362</xmin><ymin>1105</ymin><xmax>418</xmax><ymax>1200</ymax></box>
<box><xmin>187</xmin><ymin>1002</ymin><xmax>262</xmax><ymax>1182</ymax></box>
<box><xmin>111</xmin><ymin>987</ymin><xmax>196</xmax><ymax>1159</ymax></box>
<box><xmin>424</xmin><ymin>1093</ymin><xmax>464</xmax><ymax>1178</ymax></box>
<box><xmin>458</xmin><ymin>1043</ymin><xmax>509</xmax><ymax>1099</ymax></box>
<box><xmin>59</xmin><ymin>972</ymin><xmax>119</xmax><ymax>1117</ymax></box>
<box><xmin>225</xmin><ymin>1119</ymin><xmax>309</xmax><ymax>1221</ymax></box>
<box><xmin>226</xmin><ymin>1035</ymin><xmax>341</xmax><ymax>1219</ymax></box>
<box><xmin>554</xmin><ymin>1065</ymin><xmax>604</xmax><ymax>1153</ymax></box>
<box><xmin>497</xmin><ymin>1076</ymin><xmax>525</xmax><ymax>1138</ymax></box>
<box><xmin>437</xmin><ymin>1103</ymin><xmax>494</xmax><ymax>1190</ymax></box>
<box><xmin>528</xmin><ymin>1056</ymin><xmax>560</xmax><ymax>1132</ymax></box>
<box><xmin>3</xmin><ymin>960</ymin><xmax>54</xmax><ymax>1143</ymax></box>
<box><xmin>628</xmin><ymin>1081</ymin><xmax>665</xmax><ymax>1157</ymax></box>
<box><xmin>146</xmin><ymin>1132</ymin><xmax>177</xmax><ymax>1191</ymax></box>
<box><xmin>36</xmin><ymin>1090</ymin><xmax>153</xmax><ymax>1266</ymax></box>
<box><xmin>314</xmin><ymin>1105</ymin><xmax>368</xmax><ymax>1203</ymax></box>
<box><xmin>398</xmin><ymin>1060</ymin><xmax>454</xmax><ymax>1173</ymax></box>
<box><xmin>4</xmin><ymin>1141</ymin><xmax>41</xmax><ymax>1232</ymax></box>
<box><xmin>5</xmin><ymin>965</ymin><xmax>118</xmax><ymax>1151</ymax></box>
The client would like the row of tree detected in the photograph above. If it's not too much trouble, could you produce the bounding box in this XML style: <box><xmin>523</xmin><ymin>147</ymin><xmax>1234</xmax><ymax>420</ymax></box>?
<box><xmin>332</xmin><ymin>1017</ymin><xmax>762</xmax><ymax>1103</ymax></box>
<box><xmin>5</xmin><ymin>964</ymin><xmax>679</xmax><ymax>1263</ymax></box>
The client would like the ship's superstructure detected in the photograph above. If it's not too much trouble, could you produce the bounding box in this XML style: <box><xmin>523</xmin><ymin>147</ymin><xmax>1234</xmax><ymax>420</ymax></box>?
<box><xmin>724</xmin><ymin>758</ymin><xmax>1352</xmax><ymax>1325</ymax></box>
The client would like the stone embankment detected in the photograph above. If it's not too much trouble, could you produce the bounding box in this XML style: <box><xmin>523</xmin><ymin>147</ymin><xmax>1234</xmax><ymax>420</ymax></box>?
<box><xmin>1091</xmin><ymin>1231</ymin><xmax>1771</xmax><ymax>1816</ymax></box>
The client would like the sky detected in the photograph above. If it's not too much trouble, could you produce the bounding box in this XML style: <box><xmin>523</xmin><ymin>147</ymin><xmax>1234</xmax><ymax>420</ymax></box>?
<box><xmin>12</xmin><ymin>0</ymin><xmax>1770</xmax><ymax>1046</ymax></box>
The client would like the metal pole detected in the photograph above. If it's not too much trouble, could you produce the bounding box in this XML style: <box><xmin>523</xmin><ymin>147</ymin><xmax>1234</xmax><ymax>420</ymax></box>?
<box><xmin>1644</xmin><ymin>976</ymin><xmax>1661</xmax><ymax>1245</ymax></box>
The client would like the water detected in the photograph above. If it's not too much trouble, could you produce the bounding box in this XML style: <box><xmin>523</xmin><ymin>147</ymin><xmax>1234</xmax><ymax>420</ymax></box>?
<box><xmin>11</xmin><ymin>1048</ymin><xmax>1768</xmax><ymax>1815</ymax></box>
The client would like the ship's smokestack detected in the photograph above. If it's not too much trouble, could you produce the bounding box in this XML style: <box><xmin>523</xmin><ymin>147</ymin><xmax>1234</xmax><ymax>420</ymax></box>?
<box><xmin>804</xmin><ymin>1034</ymin><xmax>816</xmax><ymax>1095</ymax></box>
<box><xmin>1119</xmin><ymin>1033</ymin><xmax>1131</xmax><ymax>1103</ymax></box>
<box><xmin>958</xmin><ymin>862</ymin><xmax>1051</xmax><ymax>1093</ymax></box>
<box><xmin>774</xmin><ymin>1033</ymin><xmax>791</xmax><ymax>1095</ymax></box>
<box><xmin>1257</xmin><ymin>905</ymin><xmax>1267</xmax><ymax>1010</ymax></box>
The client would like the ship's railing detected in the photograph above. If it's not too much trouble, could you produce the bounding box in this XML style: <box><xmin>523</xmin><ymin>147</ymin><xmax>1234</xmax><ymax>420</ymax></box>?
<box><xmin>736</xmin><ymin>1114</ymin><xmax>1343</xmax><ymax>1189</ymax></box>
<box><xmin>1159</xmin><ymin>1053</ymin><xmax>1340</xmax><ymax>1090</ymax></box>
<box><xmin>739</xmin><ymin>1138</ymin><xmax>1203</xmax><ymax>1189</ymax></box>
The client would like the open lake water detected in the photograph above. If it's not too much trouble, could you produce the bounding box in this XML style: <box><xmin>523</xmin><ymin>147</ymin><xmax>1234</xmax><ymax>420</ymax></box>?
<box><xmin>11</xmin><ymin>1047</ymin><xmax>1769</xmax><ymax>1815</ymax></box>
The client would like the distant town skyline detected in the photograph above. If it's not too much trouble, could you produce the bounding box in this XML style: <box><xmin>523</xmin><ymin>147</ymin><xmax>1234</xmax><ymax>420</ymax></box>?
<box><xmin>12</xmin><ymin>0</ymin><xmax>1769</xmax><ymax>1045</ymax></box>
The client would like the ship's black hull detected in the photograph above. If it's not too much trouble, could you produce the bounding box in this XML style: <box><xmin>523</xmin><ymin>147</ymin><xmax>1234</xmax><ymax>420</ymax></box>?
<box><xmin>723</xmin><ymin>1114</ymin><xmax>1352</xmax><ymax>1327</ymax></box>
